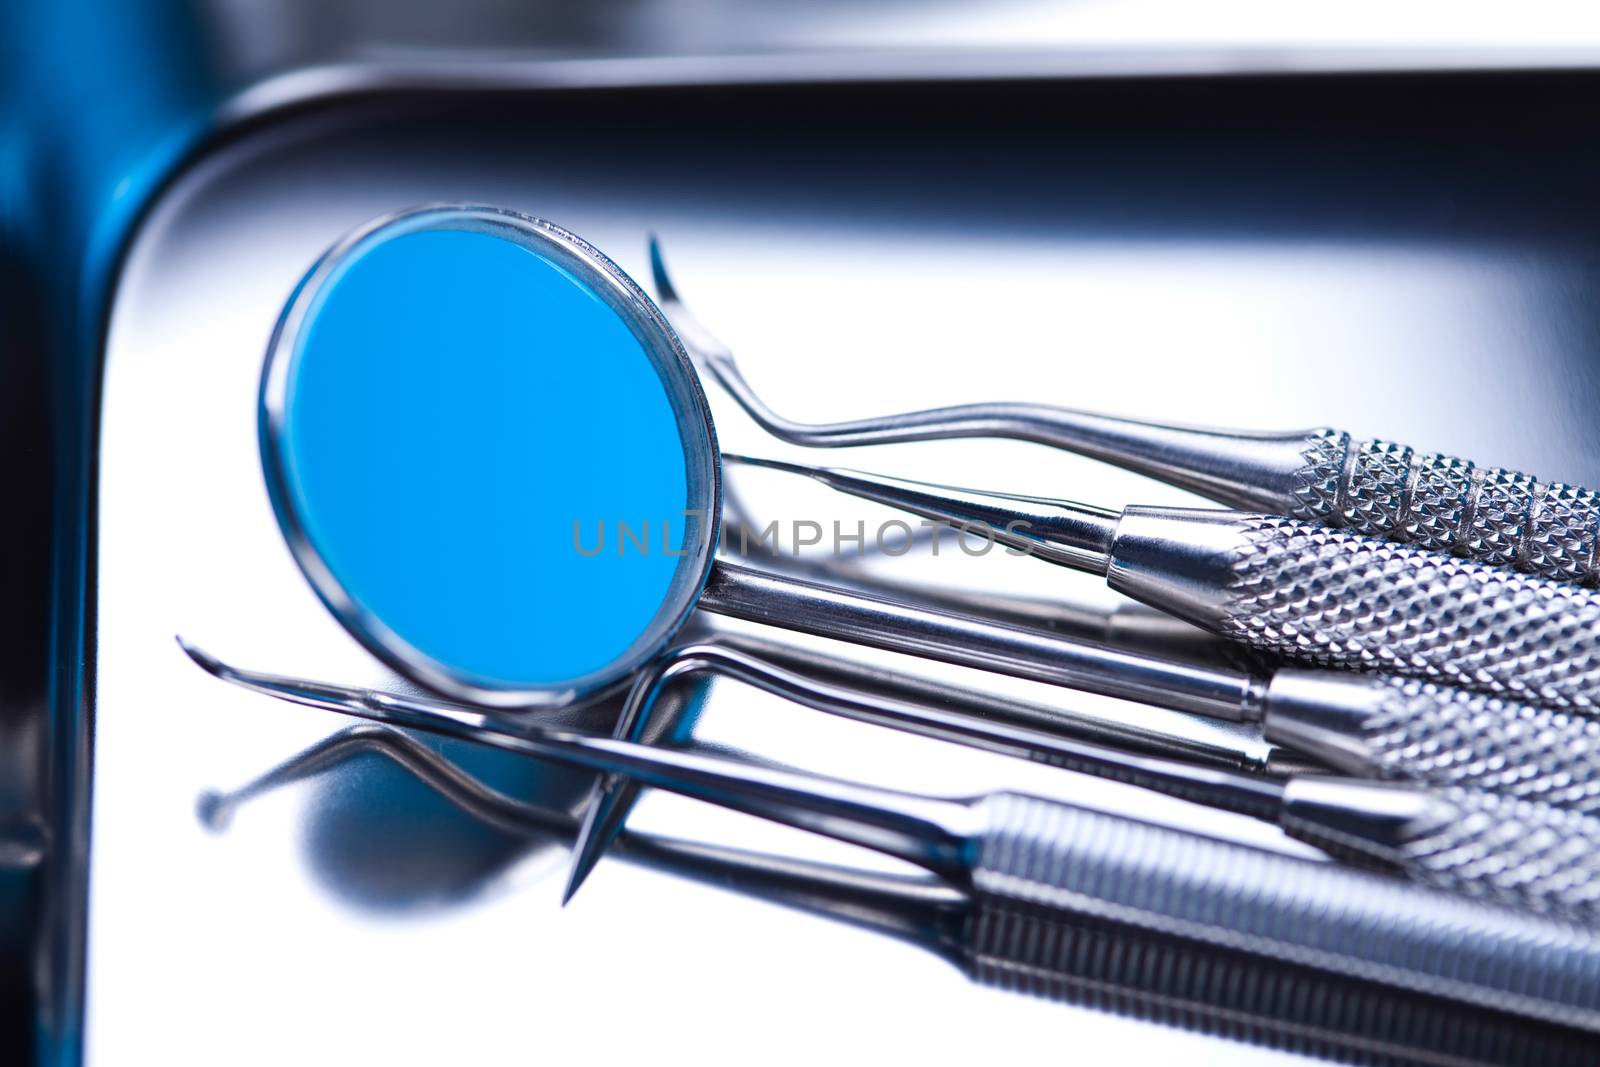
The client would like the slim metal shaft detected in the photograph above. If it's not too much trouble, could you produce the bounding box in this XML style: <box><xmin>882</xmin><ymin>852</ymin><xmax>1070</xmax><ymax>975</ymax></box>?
<box><xmin>642</xmin><ymin>644</ymin><xmax>1285</xmax><ymax>816</ymax></box>
<box><xmin>561</xmin><ymin>640</ymin><xmax>1285</xmax><ymax>899</ymax></box>
<box><xmin>651</xmin><ymin>238</ymin><xmax>1314</xmax><ymax>516</ymax></box>
<box><xmin>190</xmin><ymin>638</ymin><xmax>1600</xmax><ymax>930</ymax></box>
<box><xmin>654</xmin><ymin>238</ymin><xmax>1600</xmax><ymax>591</ymax></box>
<box><xmin>699</xmin><ymin>560</ymin><xmax>1266</xmax><ymax>723</ymax></box>
<box><xmin>726</xmin><ymin>454</ymin><xmax>1119</xmax><ymax>573</ymax></box>
<box><xmin>182</xmin><ymin>639</ymin><xmax>975</xmax><ymax>876</ymax></box>
<box><xmin>711</xmin><ymin>629</ymin><xmax>1271</xmax><ymax>771</ymax></box>
<box><xmin>202</xmin><ymin>725</ymin><xmax>968</xmax><ymax>952</ymax></box>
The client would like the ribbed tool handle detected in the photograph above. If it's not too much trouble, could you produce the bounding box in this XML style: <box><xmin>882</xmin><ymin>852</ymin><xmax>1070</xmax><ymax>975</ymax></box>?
<box><xmin>1289</xmin><ymin>431</ymin><xmax>1600</xmax><ymax>586</ymax></box>
<box><xmin>1363</xmin><ymin>678</ymin><xmax>1600</xmax><ymax>814</ymax></box>
<box><xmin>1220</xmin><ymin>517</ymin><xmax>1600</xmax><ymax>713</ymax></box>
<box><xmin>969</xmin><ymin>794</ymin><xmax>1600</xmax><ymax>1037</ymax></box>
<box><xmin>967</xmin><ymin>904</ymin><xmax>1599</xmax><ymax>1065</ymax></box>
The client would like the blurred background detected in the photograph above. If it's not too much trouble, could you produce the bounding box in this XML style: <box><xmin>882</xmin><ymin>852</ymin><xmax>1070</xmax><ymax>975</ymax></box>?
<box><xmin>7</xmin><ymin>4</ymin><xmax>1600</xmax><ymax>1065</ymax></box>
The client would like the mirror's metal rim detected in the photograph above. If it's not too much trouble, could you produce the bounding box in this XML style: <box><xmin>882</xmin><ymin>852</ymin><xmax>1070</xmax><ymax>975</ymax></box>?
<box><xmin>258</xmin><ymin>203</ymin><xmax>723</xmax><ymax>709</ymax></box>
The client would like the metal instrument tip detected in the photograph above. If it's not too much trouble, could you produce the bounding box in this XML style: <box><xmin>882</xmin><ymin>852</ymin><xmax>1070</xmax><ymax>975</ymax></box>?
<box><xmin>177</xmin><ymin>635</ymin><xmax>226</xmax><ymax>679</ymax></box>
<box><xmin>648</xmin><ymin>233</ymin><xmax>680</xmax><ymax>305</ymax></box>
<box><xmin>561</xmin><ymin>797</ymin><xmax>609</xmax><ymax>906</ymax></box>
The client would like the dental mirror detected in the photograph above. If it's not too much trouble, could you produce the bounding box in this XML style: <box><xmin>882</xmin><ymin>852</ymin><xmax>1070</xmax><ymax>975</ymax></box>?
<box><xmin>262</xmin><ymin>206</ymin><xmax>719</xmax><ymax>707</ymax></box>
<box><xmin>262</xmin><ymin>205</ymin><xmax>1262</xmax><ymax>718</ymax></box>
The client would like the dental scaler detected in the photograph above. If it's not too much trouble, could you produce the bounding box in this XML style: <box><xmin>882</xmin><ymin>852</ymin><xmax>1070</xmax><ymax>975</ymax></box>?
<box><xmin>653</xmin><ymin>238</ymin><xmax>1600</xmax><ymax>588</ymax></box>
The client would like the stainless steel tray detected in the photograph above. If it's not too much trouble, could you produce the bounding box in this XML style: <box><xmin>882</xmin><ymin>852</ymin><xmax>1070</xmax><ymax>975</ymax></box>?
<box><xmin>88</xmin><ymin>74</ymin><xmax>1600</xmax><ymax>1065</ymax></box>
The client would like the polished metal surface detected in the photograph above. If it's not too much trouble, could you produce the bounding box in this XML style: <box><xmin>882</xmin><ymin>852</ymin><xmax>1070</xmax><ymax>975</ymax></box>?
<box><xmin>967</xmin><ymin>793</ymin><xmax>1600</xmax><ymax>1053</ymax></box>
<box><xmin>182</xmin><ymin>641</ymin><xmax>981</xmax><ymax>876</ymax></box>
<box><xmin>1217</xmin><ymin>516</ymin><xmax>1600</xmax><ymax>709</ymax></box>
<box><xmin>200</xmin><ymin>722</ymin><xmax>972</xmax><ymax>951</ymax></box>
<box><xmin>90</xmin><ymin>74</ymin><xmax>1600</xmax><ymax>1066</ymax></box>
<box><xmin>177</xmin><ymin>648</ymin><xmax>1600</xmax><ymax>1055</ymax></box>
<box><xmin>726</xmin><ymin>454</ymin><xmax>1122</xmax><ymax>573</ymax></box>
<box><xmin>1267</xmin><ymin>672</ymin><xmax>1600</xmax><ymax>814</ymax></box>
<box><xmin>196</xmin><ymin>712</ymin><xmax>1600</xmax><ymax>1066</ymax></box>
<box><xmin>732</xmin><ymin>622</ymin><xmax>1600</xmax><ymax>814</ymax></box>
<box><xmin>715</xmin><ymin>456</ymin><xmax>1600</xmax><ymax>709</ymax></box>
<box><xmin>261</xmin><ymin>205</ymin><xmax>1261</xmax><ymax>719</ymax></box>
<box><xmin>659</xmin><ymin>243</ymin><xmax>1600</xmax><ymax>585</ymax></box>
<box><xmin>549</xmin><ymin>638</ymin><xmax>1600</xmax><ymax>920</ymax></box>
<box><xmin>701</xmin><ymin>561</ymin><xmax>1265</xmax><ymax>721</ymax></box>
<box><xmin>655</xmin><ymin>241</ymin><xmax>1322</xmax><ymax>514</ymax></box>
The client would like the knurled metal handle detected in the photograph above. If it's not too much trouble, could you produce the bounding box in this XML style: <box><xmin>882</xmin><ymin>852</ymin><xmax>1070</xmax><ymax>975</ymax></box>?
<box><xmin>1289</xmin><ymin>431</ymin><xmax>1600</xmax><ymax>586</ymax></box>
<box><xmin>1362</xmin><ymin>678</ymin><xmax>1600</xmax><ymax>814</ymax></box>
<box><xmin>1279</xmin><ymin>785</ymin><xmax>1600</xmax><ymax>925</ymax></box>
<box><xmin>1221</xmin><ymin>517</ymin><xmax>1600</xmax><ymax>713</ymax></box>
<box><xmin>970</xmin><ymin>793</ymin><xmax>1600</xmax><ymax>1037</ymax></box>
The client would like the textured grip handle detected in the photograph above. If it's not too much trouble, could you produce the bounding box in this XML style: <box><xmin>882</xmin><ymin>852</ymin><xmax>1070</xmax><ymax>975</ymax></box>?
<box><xmin>1302</xmin><ymin>786</ymin><xmax>1600</xmax><ymax>925</ymax></box>
<box><xmin>1362</xmin><ymin>678</ymin><xmax>1600</xmax><ymax>814</ymax></box>
<box><xmin>968</xmin><ymin>904</ymin><xmax>1599</xmax><ymax>1065</ymax></box>
<box><xmin>1221</xmin><ymin>517</ymin><xmax>1600</xmax><ymax>713</ymax></box>
<box><xmin>970</xmin><ymin>794</ymin><xmax>1600</xmax><ymax>1036</ymax></box>
<box><xmin>1289</xmin><ymin>431</ymin><xmax>1600</xmax><ymax>586</ymax></box>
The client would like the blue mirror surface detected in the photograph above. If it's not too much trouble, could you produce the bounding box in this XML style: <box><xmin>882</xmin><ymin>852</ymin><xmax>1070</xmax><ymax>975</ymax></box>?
<box><xmin>263</xmin><ymin>210</ymin><xmax>717</xmax><ymax>702</ymax></box>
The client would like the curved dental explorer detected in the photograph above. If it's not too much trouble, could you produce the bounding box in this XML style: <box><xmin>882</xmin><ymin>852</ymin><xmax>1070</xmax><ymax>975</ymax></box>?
<box><xmin>710</xmin><ymin>563</ymin><xmax>1600</xmax><ymax>805</ymax></box>
<box><xmin>198</xmin><ymin>723</ymin><xmax>579</xmax><ymax>838</ymax></box>
<box><xmin>704</xmin><ymin>629</ymin><xmax>1600</xmax><ymax>813</ymax></box>
<box><xmin>564</xmin><ymin>641</ymin><xmax>1600</xmax><ymax>921</ymax></box>
<box><xmin>202</xmin><ymin>722</ymin><xmax>965</xmax><ymax>947</ymax></box>
<box><xmin>180</xmin><ymin>639</ymin><xmax>1600</xmax><ymax>925</ymax></box>
<box><xmin>652</xmin><ymin>237</ymin><xmax>1600</xmax><ymax>588</ymax></box>
<box><xmin>721</xmin><ymin>454</ymin><xmax>1600</xmax><ymax>714</ymax></box>
<box><xmin>202</xmin><ymin>727</ymin><xmax>1599</xmax><ymax>1067</ymax></box>
<box><xmin>182</xmin><ymin>639</ymin><xmax>1600</xmax><ymax>1043</ymax></box>
<box><xmin>177</xmin><ymin>599</ymin><xmax>1600</xmax><ymax>818</ymax></box>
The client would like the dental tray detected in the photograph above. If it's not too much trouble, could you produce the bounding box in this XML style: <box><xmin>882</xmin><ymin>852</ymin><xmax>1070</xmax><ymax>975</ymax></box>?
<box><xmin>90</xmin><ymin>72</ymin><xmax>1600</xmax><ymax>1065</ymax></box>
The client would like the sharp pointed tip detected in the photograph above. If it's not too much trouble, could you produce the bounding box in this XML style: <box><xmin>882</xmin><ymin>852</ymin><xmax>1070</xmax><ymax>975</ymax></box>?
<box><xmin>563</xmin><ymin>779</ymin><xmax>611</xmax><ymax>906</ymax></box>
<box><xmin>176</xmin><ymin>636</ymin><xmax>223</xmax><ymax>676</ymax></box>
<box><xmin>720</xmin><ymin>454</ymin><xmax>813</xmax><ymax>480</ymax></box>
<box><xmin>562</xmin><ymin>832</ymin><xmax>605</xmax><ymax>906</ymax></box>
<box><xmin>559</xmin><ymin>824</ymin><xmax>604</xmax><ymax>903</ymax></box>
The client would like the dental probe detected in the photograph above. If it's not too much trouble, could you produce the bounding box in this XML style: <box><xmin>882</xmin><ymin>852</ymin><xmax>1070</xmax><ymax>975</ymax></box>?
<box><xmin>182</xmin><ymin>639</ymin><xmax>1600</xmax><ymax>1040</ymax></box>
<box><xmin>186</xmin><ymin>540</ymin><xmax>1600</xmax><ymax>814</ymax></box>
<box><xmin>727</xmin><ymin>454</ymin><xmax>1600</xmax><ymax>713</ymax></box>
<box><xmin>562</xmin><ymin>642</ymin><xmax>1600</xmax><ymax>921</ymax></box>
<box><xmin>207</xmin><ymin>726</ymin><xmax>1600</xmax><ymax>1067</ymax></box>
<box><xmin>707</xmin><ymin>629</ymin><xmax>1287</xmax><ymax>773</ymax></box>
<box><xmin>182</xmin><ymin>641</ymin><xmax>1600</xmax><ymax>924</ymax></box>
<box><xmin>702</xmin><ymin>564</ymin><xmax>1600</xmax><ymax>809</ymax></box>
<box><xmin>652</xmin><ymin>238</ymin><xmax>1600</xmax><ymax>587</ymax></box>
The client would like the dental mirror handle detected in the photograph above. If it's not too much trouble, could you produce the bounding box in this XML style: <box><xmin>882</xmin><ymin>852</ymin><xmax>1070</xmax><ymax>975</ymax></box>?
<box><xmin>965</xmin><ymin>793</ymin><xmax>1600</xmax><ymax>1037</ymax></box>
